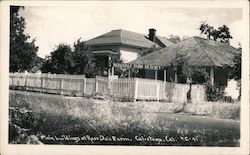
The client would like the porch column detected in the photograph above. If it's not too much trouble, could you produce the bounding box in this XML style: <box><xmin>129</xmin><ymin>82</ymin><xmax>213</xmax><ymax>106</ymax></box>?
<box><xmin>174</xmin><ymin>71</ymin><xmax>178</xmax><ymax>83</ymax></box>
<box><xmin>108</xmin><ymin>56</ymin><xmax>111</xmax><ymax>76</ymax></box>
<box><xmin>155</xmin><ymin>69</ymin><xmax>158</xmax><ymax>80</ymax></box>
<box><xmin>173</xmin><ymin>64</ymin><xmax>178</xmax><ymax>83</ymax></box>
<box><xmin>210</xmin><ymin>66</ymin><xmax>214</xmax><ymax>86</ymax></box>
<box><xmin>128</xmin><ymin>69</ymin><xmax>131</xmax><ymax>78</ymax></box>
<box><xmin>111</xmin><ymin>66</ymin><xmax>114</xmax><ymax>76</ymax></box>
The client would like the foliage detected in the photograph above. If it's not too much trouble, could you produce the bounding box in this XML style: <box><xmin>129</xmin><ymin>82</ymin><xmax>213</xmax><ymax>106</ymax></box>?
<box><xmin>72</xmin><ymin>38</ymin><xmax>90</xmax><ymax>74</ymax></box>
<box><xmin>41</xmin><ymin>44</ymin><xmax>75</xmax><ymax>74</ymax></box>
<box><xmin>41</xmin><ymin>38</ymin><xmax>124</xmax><ymax>77</ymax></box>
<box><xmin>199</xmin><ymin>21</ymin><xmax>232</xmax><ymax>44</ymax></box>
<box><xmin>10</xmin><ymin>6</ymin><xmax>39</xmax><ymax>72</ymax></box>
<box><xmin>171</xmin><ymin>54</ymin><xmax>209</xmax><ymax>84</ymax></box>
<box><xmin>227</xmin><ymin>46</ymin><xmax>241</xmax><ymax>100</ymax></box>
<box><xmin>228</xmin><ymin>48</ymin><xmax>241</xmax><ymax>81</ymax></box>
<box><xmin>170</xmin><ymin>54</ymin><xmax>209</xmax><ymax>103</ymax></box>
<box><xmin>204</xmin><ymin>84</ymin><xmax>225</xmax><ymax>102</ymax></box>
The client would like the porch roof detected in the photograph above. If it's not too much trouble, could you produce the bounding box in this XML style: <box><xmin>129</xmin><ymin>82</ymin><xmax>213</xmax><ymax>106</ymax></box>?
<box><xmin>92</xmin><ymin>50</ymin><xmax>119</xmax><ymax>55</ymax></box>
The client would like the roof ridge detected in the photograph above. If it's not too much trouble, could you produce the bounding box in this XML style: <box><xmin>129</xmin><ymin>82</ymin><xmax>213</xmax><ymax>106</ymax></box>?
<box><xmin>118</xmin><ymin>29</ymin><xmax>147</xmax><ymax>36</ymax></box>
<box><xmin>193</xmin><ymin>37</ymin><xmax>215</xmax><ymax>66</ymax></box>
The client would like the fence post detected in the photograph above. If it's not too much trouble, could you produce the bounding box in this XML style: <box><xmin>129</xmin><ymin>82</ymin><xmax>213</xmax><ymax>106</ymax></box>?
<box><xmin>108</xmin><ymin>77</ymin><xmax>111</xmax><ymax>97</ymax></box>
<box><xmin>83</xmin><ymin>77</ymin><xmax>86</xmax><ymax>96</ymax></box>
<box><xmin>134</xmin><ymin>78</ymin><xmax>138</xmax><ymax>102</ymax></box>
<box><xmin>41</xmin><ymin>76</ymin><xmax>44</xmax><ymax>92</ymax></box>
<box><xmin>59</xmin><ymin>78</ymin><xmax>64</xmax><ymax>95</ymax></box>
<box><xmin>95</xmin><ymin>77</ymin><xmax>98</xmax><ymax>95</ymax></box>
<box><xmin>181</xmin><ymin>86</ymin><xmax>184</xmax><ymax>103</ymax></box>
<box><xmin>156</xmin><ymin>82</ymin><xmax>160</xmax><ymax>102</ymax></box>
<box><xmin>24</xmin><ymin>74</ymin><xmax>28</xmax><ymax>90</ymax></box>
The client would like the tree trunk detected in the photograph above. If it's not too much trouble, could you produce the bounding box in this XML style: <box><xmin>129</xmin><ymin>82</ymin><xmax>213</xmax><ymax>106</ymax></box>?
<box><xmin>187</xmin><ymin>83</ymin><xmax>192</xmax><ymax>103</ymax></box>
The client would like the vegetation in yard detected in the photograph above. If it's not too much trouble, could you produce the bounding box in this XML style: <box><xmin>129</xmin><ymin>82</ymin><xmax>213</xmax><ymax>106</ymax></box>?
<box><xmin>184</xmin><ymin>102</ymin><xmax>240</xmax><ymax>120</ymax></box>
<box><xmin>10</xmin><ymin>6</ymin><xmax>41</xmax><ymax>73</ymax></box>
<box><xmin>9</xmin><ymin>90</ymin><xmax>240</xmax><ymax>146</ymax></box>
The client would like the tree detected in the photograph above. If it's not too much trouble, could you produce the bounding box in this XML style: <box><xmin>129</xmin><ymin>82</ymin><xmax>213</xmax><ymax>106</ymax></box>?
<box><xmin>228</xmin><ymin>49</ymin><xmax>241</xmax><ymax>81</ymax></box>
<box><xmin>10</xmin><ymin>6</ymin><xmax>39</xmax><ymax>72</ymax></box>
<box><xmin>171</xmin><ymin>54</ymin><xmax>209</xmax><ymax>103</ymax></box>
<box><xmin>228</xmin><ymin>44</ymin><xmax>241</xmax><ymax>100</ymax></box>
<box><xmin>199</xmin><ymin>21</ymin><xmax>232</xmax><ymax>44</ymax></box>
<box><xmin>40</xmin><ymin>56</ymin><xmax>51</xmax><ymax>73</ymax></box>
<box><xmin>73</xmin><ymin>38</ymin><xmax>90</xmax><ymax>74</ymax></box>
<box><xmin>217</xmin><ymin>25</ymin><xmax>233</xmax><ymax>44</ymax></box>
<box><xmin>41</xmin><ymin>44</ymin><xmax>75</xmax><ymax>74</ymax></box>
<box><xmin>199</xmin><ymin>22</ymin><xmax>214</xmax><ymax>40</ymax></box>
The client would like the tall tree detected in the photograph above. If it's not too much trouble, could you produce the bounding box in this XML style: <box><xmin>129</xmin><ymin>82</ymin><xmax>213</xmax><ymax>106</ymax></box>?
<box><xmin>10</xmin><ymin>6</ymin><xmax>39</xmax><ymax>72</ymax></box>
<box><xmin>41</xmin><ymin>44</ymin><xmax>75</xmax><ymax>74</ymax></box>
<box><xmin>217</xmin><ymin>25</ymin><xmax>233</xmax><ymax>44</ymax></box>
<box><xmin>228</xmin><ymin>44</ymin><xmax>241</xmax><ymax>81</ymax></box>
<box><xmin>199</xmin><ymin>21</ymin><xmax>232</xmax><ymax>44</ymax></box>
<box><xmin>171</xmin><ymin>54</ymin><xmax>209</xmax><ymax>103</ymax></box>
<box><xmin>72</xmin><ymin>38</ymin><xmax>90</xmax><ymax>74</ymax></box>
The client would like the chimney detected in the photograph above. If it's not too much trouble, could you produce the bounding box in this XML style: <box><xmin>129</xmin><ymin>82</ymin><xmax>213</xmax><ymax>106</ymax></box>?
<box><xmin>149</xmin><ymin>28</ymin><xmax>156</xmax><ymax>43</ymax></box>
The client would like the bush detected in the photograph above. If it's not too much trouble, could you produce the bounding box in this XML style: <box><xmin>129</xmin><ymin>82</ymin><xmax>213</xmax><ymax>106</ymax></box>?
<box><xmin>205</xmin><ymin>84</ymin><xmax>227</xmax><ymax>102</ymax></box>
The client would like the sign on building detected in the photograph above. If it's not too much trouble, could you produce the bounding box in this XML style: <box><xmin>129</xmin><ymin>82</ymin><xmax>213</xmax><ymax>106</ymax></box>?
<box><xmin>113</xmin><ymin>63</ymin><xmax>162</xmax><ymax>70</ymax></box>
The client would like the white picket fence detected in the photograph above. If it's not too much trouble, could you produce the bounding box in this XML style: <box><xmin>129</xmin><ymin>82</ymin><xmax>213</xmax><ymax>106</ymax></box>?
<box><xmin>9</xmin><ymin>73</ymin><xmax>206</xmax><ymax>103</ymax></box>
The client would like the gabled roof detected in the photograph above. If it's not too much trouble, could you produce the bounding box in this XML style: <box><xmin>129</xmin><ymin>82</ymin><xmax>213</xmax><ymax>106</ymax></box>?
<box><xmin>85</xmin><ymin>29</ymin><xmax>157</xmax><ymax>49</ymax></box>
<box><xmin>130</xmin><ymin>36</ymin><xmax>239</xmax><ymax>67</ymax></box>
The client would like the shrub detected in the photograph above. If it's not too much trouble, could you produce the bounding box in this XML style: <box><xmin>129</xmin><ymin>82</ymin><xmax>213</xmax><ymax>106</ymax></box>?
<box><xmin>205</xmin><ymin>84</ymin><xmax>226</xmax><ymax>102</ymax></box>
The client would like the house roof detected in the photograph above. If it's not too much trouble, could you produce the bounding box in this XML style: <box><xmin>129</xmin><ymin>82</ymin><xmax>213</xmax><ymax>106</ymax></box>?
<box><xmin>85</xmin><ymin>29</ymin><xmax>157</xmax><ymax>49</ymax></box>
<box><xmin>156</xmin><ymin>36</ymin><xmax>175</xmax><ymax>47</ymax></box>
<box><xmin>130</xmin><ymin>36</ymin><xmax>239</xmax><ymax>67</ymax></box>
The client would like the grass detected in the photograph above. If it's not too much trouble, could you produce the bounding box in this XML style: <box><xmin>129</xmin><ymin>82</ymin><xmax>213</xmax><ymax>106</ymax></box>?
<box><xmin>9</xmin><ymin>90</ymin><xmax>240</xmax><ymax>146</ymax></box>
<box><xmin>184</xmin><ymin>102</ymin><xmax>240</xmax><ymax>120</ymax></box>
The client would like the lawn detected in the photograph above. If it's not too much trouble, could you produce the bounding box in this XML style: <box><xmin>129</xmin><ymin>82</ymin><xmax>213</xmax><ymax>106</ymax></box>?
<box><xmin>9</xmin><ymin>90</ymin><xmax>240</xmax><ymax>146</ymax></box>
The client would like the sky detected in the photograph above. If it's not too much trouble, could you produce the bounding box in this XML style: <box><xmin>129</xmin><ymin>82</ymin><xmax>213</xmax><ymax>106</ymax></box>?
<box><xmin>18</xmin><ymin>3</ymin><xmax>243</xmax><ymax>58</ymax></box>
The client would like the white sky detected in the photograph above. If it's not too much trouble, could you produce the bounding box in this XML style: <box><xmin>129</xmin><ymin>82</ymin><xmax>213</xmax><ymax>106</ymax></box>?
<box><xmin>18</xmin><ymin>3</ymin><xmax>243</xmax><ymax>58</ymax></box>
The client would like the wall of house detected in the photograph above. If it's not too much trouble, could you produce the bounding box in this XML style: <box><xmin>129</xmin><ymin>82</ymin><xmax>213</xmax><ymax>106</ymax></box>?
<box><xmin>120</xmin><ymin>50</ymin><xmax>138</xmax><ymax>63</ymax></box>
<box><xmin>119</xmin><ymin>46</ymin><xmax>146</xmax><ymax>63</ymax></box>
<box><xmin>144</xmin><ymin>69</ymin><xmax>156</xmax><ymax>79</ymax></box>
<box><xmin>132</xmin><ymin>66</ymin><xmax>232</xmax><ymax>89</ymax></box>
<box><xmin>142</xmin><ymin>68</ymin><xmax>173</xmax><ymax>82</ymax></box>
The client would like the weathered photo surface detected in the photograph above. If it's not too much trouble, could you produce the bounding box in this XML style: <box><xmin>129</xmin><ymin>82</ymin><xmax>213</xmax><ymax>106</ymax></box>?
<box><xmin>8</xmin><ymin>1</ymin><xmax>244</xmax><ymax>148</ymax></box>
